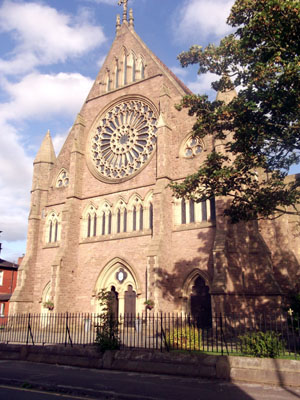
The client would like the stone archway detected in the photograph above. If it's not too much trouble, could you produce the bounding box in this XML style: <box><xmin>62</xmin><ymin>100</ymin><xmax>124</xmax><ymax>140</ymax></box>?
<box><xmin>94</xmin><ymin>258</ymin><xmax>141</xmax><ymax>316</ymax></box>
<box><xmin>190</xmin><ymin>276</ymin><xmax>212</xmax><ymax>328</ymax></box>
<box><xmin>182</xmin><ymin>270</ymin><xmax>212</xmax><ymax>328</ymax></box>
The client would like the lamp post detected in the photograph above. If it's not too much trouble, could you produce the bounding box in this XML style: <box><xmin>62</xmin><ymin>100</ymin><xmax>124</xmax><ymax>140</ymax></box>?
<box><xmin>0</xmin><ymin>231</ymin><xmax>2</xmax><ymax>256</ymax></box>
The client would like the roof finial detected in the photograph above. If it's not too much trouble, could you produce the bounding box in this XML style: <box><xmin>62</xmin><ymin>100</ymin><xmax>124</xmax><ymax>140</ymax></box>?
<box><xmin>129</xmin><ymin>8</ymin><xmax>134</xmax><ymax>29</ymax></box>
<box><xmin>118</xmin><ymin>0</ymin><xmax>128</xmax><ymax>23</ymax></box>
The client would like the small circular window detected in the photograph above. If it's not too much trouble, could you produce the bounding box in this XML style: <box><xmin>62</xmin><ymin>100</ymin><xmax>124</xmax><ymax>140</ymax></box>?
<box><xmin>182</xmin><ymin>136</ymin><xmax>203</xmax><ymax>158</ymax></box>
<box><xmin>56</xmin><ymin>169</ymin><xmax>69</xmax><ymax>188</ymax></box>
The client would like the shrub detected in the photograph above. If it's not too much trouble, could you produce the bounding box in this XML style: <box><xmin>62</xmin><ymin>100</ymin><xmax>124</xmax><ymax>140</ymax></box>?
<box><xmin>239</xmin><ymin>331</ymin><xmax>284</xmax><ymax>358</ymax></box>
<box><xmin>94</xmin><ymin>289</ymin><xmax>120</xmax><ymax>352</ymax></box>
<box><xmin>166</xmin><ymin>325</ymin><xmax>202</xmax><ymax>350</ymax></box>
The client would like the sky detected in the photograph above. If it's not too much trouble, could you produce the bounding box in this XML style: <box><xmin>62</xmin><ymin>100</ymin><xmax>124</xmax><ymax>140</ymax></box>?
<box><xmin>0</xmin><ymin>0</ymin><xmax>269</xmax><ymax>262</ymax></box>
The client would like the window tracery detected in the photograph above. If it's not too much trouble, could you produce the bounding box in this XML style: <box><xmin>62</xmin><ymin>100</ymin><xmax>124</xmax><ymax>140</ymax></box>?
<box><xmin>46</xmin><ymin>212</ymin><xmax>60</xmax><ymax>243</ymax></box>
<box><xmin>175</xmin><ymin>198</ymin><xmax>216</xmax><ymax>226</ymax></box>
<box><xmin>181</xmin><ymin>136</ymin><xmax>203</xmax><ymax>158</ymax></box>
<box><xmin>56</xmin><ymin>169</ymin><xmax>69</xmax><ymax>188</ymax></box>
<box><xmin>83</xmin><ymin>205</ymin><xmax>98</xmax><ymax>239</ymax></box>
<box><xmin>89</xmin><ymin>98</ymin><xmax>158</xmax><ymax>182</ymax></box>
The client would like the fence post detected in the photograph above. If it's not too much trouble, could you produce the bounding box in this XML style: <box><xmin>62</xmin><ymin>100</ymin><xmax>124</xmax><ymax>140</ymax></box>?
<box><xmin>64</xmin><ymin>312</ymin><xmax>73</xmax><ymax>347</ymax></box>
<box><xmin>220</xmin><ymin>314</ymin><xmax>223</xmax><ymax>356</ymax></box>
<box><xmin>26</xmin><ymin>313</ymin><xmax>34</xmax><ymax>346</ymax></box>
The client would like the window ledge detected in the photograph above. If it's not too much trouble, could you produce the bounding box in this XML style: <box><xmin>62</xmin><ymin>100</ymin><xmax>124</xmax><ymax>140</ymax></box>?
<box><xmin>80</xmin><ymin>229</ymin><xmax>152</xmax><ymax>244</ymax></box>
<box><xmin>173</xmin><ymin>221</ymin><xmax>215</xmax><ymax>232</ymax></box>
<box><xmin>43</xmin><ymin>243</ymin><xmax>60</xmax><ymax>249</ymax></box>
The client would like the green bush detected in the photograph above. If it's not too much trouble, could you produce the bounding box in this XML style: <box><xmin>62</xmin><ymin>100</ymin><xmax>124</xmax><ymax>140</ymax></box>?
<box><xmin>95</xmin><ymin>325</ymin><xmax>120</xmax><ymax>352</ymax></box>
<box><xmin>94</xmin><ymin>289</ymin><xmax>120</xmax><ymax>352</ymax></box>
<box><xmin>239</xmin><ymin>331</ymin><xmax>284</xmax><ymax>358</ymax></box>
<box><xmin>166</xmin><ymin>325</ymin><xmax>202</xmax><ymax>350</ymax></box>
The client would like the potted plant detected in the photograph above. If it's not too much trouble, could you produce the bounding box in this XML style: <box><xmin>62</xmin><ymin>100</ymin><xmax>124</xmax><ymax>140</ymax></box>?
<box><xmin>43</xmin><ymin>300</ymin><xmax>54</xmax><ymax>311</ymax></box>
<box><xmin>144</xmin><ymin>299</ymin><xmax>154</xmax><ymax>310</ymax></box>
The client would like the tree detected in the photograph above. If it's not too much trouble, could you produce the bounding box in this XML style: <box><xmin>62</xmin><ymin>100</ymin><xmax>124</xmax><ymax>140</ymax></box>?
<box><xmin>170</xmin><ymin>0</ymin><xmax>300</xmax><ymax>222</ymax></box>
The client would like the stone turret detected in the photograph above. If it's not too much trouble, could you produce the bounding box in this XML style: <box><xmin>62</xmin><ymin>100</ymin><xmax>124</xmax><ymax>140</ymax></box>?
<box><xmin>10</xmin><ymin>130</ymin><xmax>56</xmax><ymax>313</ymax></box>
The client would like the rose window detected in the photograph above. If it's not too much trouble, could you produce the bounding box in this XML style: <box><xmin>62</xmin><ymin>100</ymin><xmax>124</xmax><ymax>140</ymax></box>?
<box><xmin>90</xmin><ymin>99</ymin><xmax>158</xmax><ymax>182</ymax></box>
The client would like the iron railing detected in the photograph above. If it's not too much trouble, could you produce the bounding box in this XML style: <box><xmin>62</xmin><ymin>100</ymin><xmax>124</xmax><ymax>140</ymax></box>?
<box><xmin>0</xmin><ymin>312</ymin><xmax>299</xmax><ymax>357</ymax></box>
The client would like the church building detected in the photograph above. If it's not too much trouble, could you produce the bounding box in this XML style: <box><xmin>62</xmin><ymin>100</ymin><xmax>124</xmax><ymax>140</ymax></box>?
<box><xmin>10</xmin><ymin>2</ymin><xmax>300</xmax><ymax>320</ymax></box>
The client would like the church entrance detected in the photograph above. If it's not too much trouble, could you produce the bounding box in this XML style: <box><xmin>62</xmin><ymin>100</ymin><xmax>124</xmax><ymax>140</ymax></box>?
<box><xmin>190</xmin><ymin>276</ymin><xmax>212</xmax><ymax>328</ymax></box>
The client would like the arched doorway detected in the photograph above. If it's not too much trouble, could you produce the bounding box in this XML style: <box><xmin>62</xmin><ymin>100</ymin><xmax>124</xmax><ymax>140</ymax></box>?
<box><xmin>94</xmin><ymin>258</ymin><xmax>142</xmax><ymax>316</ymax></box>
<box><xmin>190</xmin><ymin>276</ymin><xmax>212</xmax><ymax>328</ymax></box>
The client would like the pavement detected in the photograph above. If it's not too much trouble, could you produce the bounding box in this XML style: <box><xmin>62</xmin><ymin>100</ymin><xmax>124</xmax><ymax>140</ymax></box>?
<box><xmin>0</xmin><ymin>360</ymin><xmax>300</xmax><ymax>400</ymax></box>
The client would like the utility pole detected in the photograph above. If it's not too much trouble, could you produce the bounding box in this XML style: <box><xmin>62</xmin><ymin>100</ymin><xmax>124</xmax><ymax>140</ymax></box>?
<box><xmin>0</xmin><ymin>231</ymin><xmax>2</xmax><ymax>256</ymax></box>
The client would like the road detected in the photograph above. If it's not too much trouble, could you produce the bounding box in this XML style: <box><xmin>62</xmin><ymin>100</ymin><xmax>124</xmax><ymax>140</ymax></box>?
<box><xmin>0</xmin><ymin>360</ymin><xmax>300</xmax><ymax>399</ymax></box>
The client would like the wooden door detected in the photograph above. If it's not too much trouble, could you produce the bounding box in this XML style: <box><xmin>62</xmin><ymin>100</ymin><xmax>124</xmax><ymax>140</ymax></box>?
<box><xmin>190</xmin><ymin>276</ymin><xmax>212</xmax><ymax>328</ymax></box>
<box><xmin>110</xmin><ymin>286</ymin><xmax>119</xmax><ymax>318</ymax></box>
<box><xmin>124</xmin><ymin>285</ymin><xmax>136</xmax><ymax>326</ymax></box>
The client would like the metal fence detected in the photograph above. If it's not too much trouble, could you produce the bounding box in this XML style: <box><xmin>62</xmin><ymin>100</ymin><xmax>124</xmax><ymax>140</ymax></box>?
<box><xmin>0</xmin><ymin>312</ymin><xmax>299</xmax><ymax>357</ymax></box>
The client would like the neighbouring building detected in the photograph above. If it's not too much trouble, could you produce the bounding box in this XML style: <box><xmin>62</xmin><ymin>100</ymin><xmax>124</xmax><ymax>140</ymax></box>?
<box><xmin>10</xmin><ymin>4</ymin><xmax>300</xmax><ymax>322</ymax></box>
<box><xmin>0</xmin><ymin>258</ymin><xmax>19</xmax><ymax>318</ymax></box>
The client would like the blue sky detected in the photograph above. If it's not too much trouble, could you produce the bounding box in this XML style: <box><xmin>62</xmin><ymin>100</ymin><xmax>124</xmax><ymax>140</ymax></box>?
<box><xmin>0</xmin><ymin>0</ymin><xmax>277</xmax><ymax>261</ymax></box>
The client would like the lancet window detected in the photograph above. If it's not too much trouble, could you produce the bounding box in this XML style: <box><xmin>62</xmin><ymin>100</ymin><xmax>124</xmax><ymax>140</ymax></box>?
<box><xmin>103</xmin><ymin>49</ymin><xmax>145</xmax><ymax>93</ymax></box>
<box><xmin>115</xmin><ymin>200</ymin><xmax>127</xmax><ymax>234</ymax></box>
<box><xmin>83</xmin><ymin>205</ymin><xmax>97</xmax><ymax>238</ymax></box>
<box><xmin>175</xmin><ymin>198</ymin><xmax>216</xmax><ymax>226</ymax></box>
<box><xmin>99</xmin><ymin>203</ymin><xmax>112</xmax><ymax>236</ymax></box>
<box><xmin>46</xmin><ymin>212</ymin><xmax>60</xmax><ymax>243</ymax></box>
<box><xmin>129</xmin><ymin>196</ymin><xmax>144</xmax><ymax>232</ymax></box>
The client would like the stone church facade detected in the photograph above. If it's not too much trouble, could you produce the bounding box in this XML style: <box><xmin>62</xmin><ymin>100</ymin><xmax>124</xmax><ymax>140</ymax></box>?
<box><xmin>10</xmin><ymin>5</ymin><xmax>300</xmax><ymax>318</ymax></box>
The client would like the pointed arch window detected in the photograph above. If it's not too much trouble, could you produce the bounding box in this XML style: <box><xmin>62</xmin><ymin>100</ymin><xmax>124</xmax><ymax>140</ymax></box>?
<box><xmin>181</xmin><ymin>199</ymin><xmax>186</xmax><ymax>224</ymax></box>
<box><xmin>47</xmin><ymin>212</ymin><xmax>60</xmax><ymax>243</ymax></box>
<box><xmin>102</xmin><ymin>211</ymin><xmax>106</xmax><ymax>235</ymax></box>
<box><xmin>202</xmin><ymin>200</ymin><xmax>207</xmax><ymax>222</ymax></box>
<box><xmin>149</xmin><ymin>203</ymin><xmax>153</xmax><ymax>230</ymax></box>
<box><xmin>54</xmin><ymin>220</ymin><xmax>58</xmax><ymax>242</ymax></box>
<box><xmin>123</xmin><ymin>209</ymin><xmax>127</xmax><ymax>232</ymax></box>
<box><xmin>87</xmin><ymin>214</ymin><xmax>91</xmax><ymax>237</ymax></box>
<box><xmin>189</xmin><ymin>199</ymin><xmax>195</xmax><ymax>223</ymax></box>
<box><xmin>139</xmin><ymin>205</ymin><xmax>144</xmax><ymax>231</ymax></box>
<box><xmin>133</xmin><ymin>206</ymin><xmax>137</xmax><ymax>231</ymax></box>
<box><xmin>93</xmin><ymin>214</ymin><xmax>97</xmax><ymax>236</ymax></box>
<box><xmin>123</xmin><ymin>50</ymin><xmax>127</xmax><ymax>85</ymax></box>
<box><xmin>117</xmin><ymin>209</ymin><xmax>121</xmax><ymax>233</ymax></box>
<box><xmin>56</xmin><ymin>169</ymin><xmax>69</xmax><ymax>188</ymax></box>
<box><xmin>108</xmin><ymin>211</ymin><xmax>112</xmax><ymax>234</ymax></box>
<box><xmin>49</xmin><ymin>221</ymin><xmax>53</xmax><ymax>243</ymax></box>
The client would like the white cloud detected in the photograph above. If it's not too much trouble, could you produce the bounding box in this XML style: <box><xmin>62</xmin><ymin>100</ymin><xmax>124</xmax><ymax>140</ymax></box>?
<box><xmin>187</xmin><ymin>72</ymin><xmax>219</xmax><ymax>98</ymax></box>
<box><xmin>170</xmin><ymin>66</ymin><xmax>188</xmax><ymax>78</ymax></box>
<box><xmin>0</xmin><ymin>1</ymin><xmax>106</xmax><ymax>74</ymax></box>
<box><xmin>0</xmin><ymin>71</ymin><xmax>93</xmax><ymax>253</ymax></box>
<box><xmin>84</xmin><ymin>0</ymin><xmax>134</xmax><ymax>4</ymax></box>
<box><xmin>0</xmin><ymin>121</ymin><xmax>32</xmax><ymax>244</ymax></box>
<box><xmin>85</xmin><ymin>0</ymin><xmax>118</xmax><ymax>4</ymax></box>
<box><xmin>53</xmin><ymin>131</ymin><xmax>70</xmax><ymax>156</ymax></box>
<box><xmin>1</xmin><ymin>72</ymin><xmax>93</xmax><ymax>122</ymax></box>
<box><xmin>173</xmin><ymin>0</ymin><xmax>234</xmax><ymax>43</ymax></box>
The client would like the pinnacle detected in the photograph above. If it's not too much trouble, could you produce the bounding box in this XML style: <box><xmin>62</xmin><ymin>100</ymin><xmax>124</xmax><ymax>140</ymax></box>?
<box><xmin>34</xmin><ymin>130</ymin><xmax>56</xmax><ymax>164</ymax></box>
